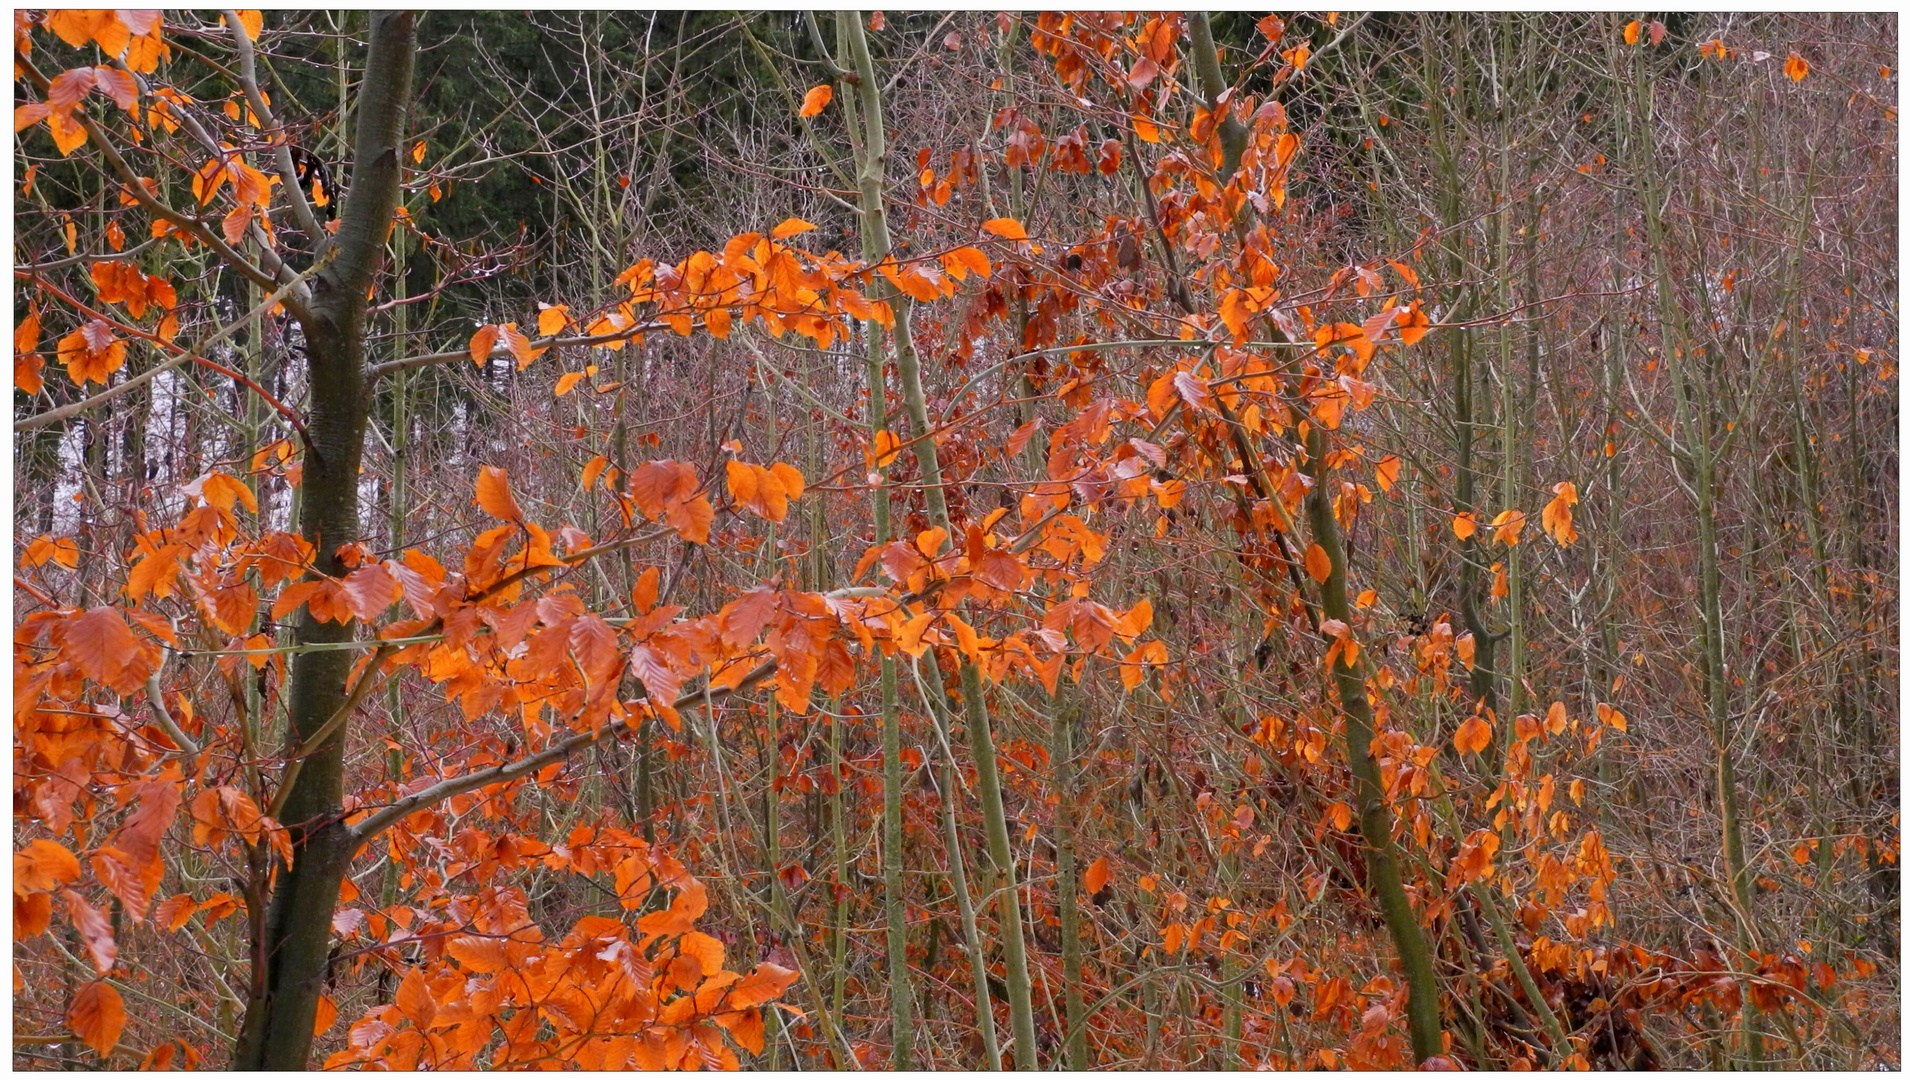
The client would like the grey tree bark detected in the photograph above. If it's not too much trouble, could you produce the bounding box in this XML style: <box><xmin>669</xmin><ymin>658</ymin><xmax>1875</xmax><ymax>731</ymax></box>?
<box><xmin>232</xmin><ymin>11</ymin><xmax>416</xmax><ymax>1071</ymax></box>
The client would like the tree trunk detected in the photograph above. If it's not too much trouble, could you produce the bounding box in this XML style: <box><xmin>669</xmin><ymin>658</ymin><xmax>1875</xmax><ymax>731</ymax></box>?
<box><xmin>232</xmin><ymin>12</ymin><xmax>416</xmax><ymax>1070</ymax></box>
<box><xmin>1305</xmin><ymin>425</ymin><xmax>1446</xmax><ymax>1062</ymax></box>
<box><xmin>838</xmin><ymin>9</ymin><xmax>1038</xmax><ymax>1064</ymax></box>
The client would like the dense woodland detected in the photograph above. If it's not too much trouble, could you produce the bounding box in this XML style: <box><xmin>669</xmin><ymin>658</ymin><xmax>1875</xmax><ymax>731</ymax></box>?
<box><xmin>11</xmin><ymin>10</ymin><xmax>1899</xmax><ymax>1071</ymax></box>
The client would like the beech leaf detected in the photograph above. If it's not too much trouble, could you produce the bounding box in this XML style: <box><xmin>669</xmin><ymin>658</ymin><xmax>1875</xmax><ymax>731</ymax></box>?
<box><xmin>68</xmin><ymin>981</ymin><xmax>125</xmax><ymax>1057</ymax></box>
<box><xmin>475</xmin><ymin>465</ymin><xmax>525</xmax><ymax>523</ymax></box>
<box><xmin>799</xmin><ymin>84</ymin><xmax>833</xmax><ymax>117</ymax></box>
<box><xmin>982</xmin><ymin>217</ymin><xmax>1029</xmax><ymax>240</ymax></box>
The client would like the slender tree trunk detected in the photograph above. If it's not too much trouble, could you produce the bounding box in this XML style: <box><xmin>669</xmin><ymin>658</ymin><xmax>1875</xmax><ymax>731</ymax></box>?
<box><xmin>1304</xmin><ymin>425</ymin><xmax>1445</xmax><ymax>1062</ymax></box>
<box><xmin>232</xmin><ymin>12</ymin><xmax>416</xmax><ymax>1070</ymax></box>
<box><xmin>928</xmin><ymin>668</ymin><xmax>1002</xmax><ymax>1069</ymax></box>
<box><xmin>839</xmin><ymin>10</ymin><xmax>1038</xmax><ymax>1065</ymax></box>
<box><xmin>1617</xmin><ymin>25</ymin><xmax>1763</xmax><ymax>1065</ymax></box>
<box><xmin>1426</xmin><ymin>22</ymin><xmax>1501</xmax><ymax>740</ymax></box>
<box><xmin>836</xmin><ymin>19</ymin><xmax>916</xmax><ymax>1066</ymax></box>
<box><xmin>1050</xmin><ymin>698</ymin><xmax>1088</xmax><ymax>1069</ymax></box>
<box><xmin>1186</xmin><ymin>14</ymin><xmax>1248</xmax><ymax>186</ymax></box>
<box><xmin>865</xmin><ymin>318</ymin><xmax>915</xmax><ymax>1068</ymax></box>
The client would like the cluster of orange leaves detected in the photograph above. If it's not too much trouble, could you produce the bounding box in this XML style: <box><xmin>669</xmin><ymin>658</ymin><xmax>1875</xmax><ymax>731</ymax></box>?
<box><xmin>12</xmin><ymin>456</ymin><xmax>811</xmax><ymax>1061</ymax></box>
<box><xmin>322</xmin><ymin>842</ymin><xmax>797</xmax><ymax>1070</ymax></box>
<box><xmin>15</xmin><ymin>467</ymin><xmax>300</xmax><ymax>1059</ymax></box>
<box><xmin>13</xmin><ymin>10</ymin><xmax>163</xmax><ymax>155</ymax></box>
<box><xmin>21</xmin><ymin>256</ymin><xmax>182</xmax><ymax>392</ymax></box>
<box><xmin>485</xmin><ymin>219</ymin><xmax>996</xmax><ymax>400</ymax></box>
<box><xmin>1450</xmin><ymin>482</ymin><xmax>1578</xmax><ymax>551</ymax></box>
<box><xmin>13</xmin><ymin>422</ymin><xmax>1179</xmax><ymax>1059</ymax></box>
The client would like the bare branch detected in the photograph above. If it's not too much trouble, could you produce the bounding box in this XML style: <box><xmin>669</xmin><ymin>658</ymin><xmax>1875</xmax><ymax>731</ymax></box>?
<box><xmin>224</xmin><ymin>9</ymin><xmax>328</xmax><ymax>245</ymax></box>
<box><xmin>349</xmin><ymin>660</ymin><xmax>777</xmax><ymax>842</ymax></box>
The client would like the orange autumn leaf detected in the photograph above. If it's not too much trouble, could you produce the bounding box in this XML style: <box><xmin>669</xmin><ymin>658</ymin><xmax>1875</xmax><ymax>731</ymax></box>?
<box><xmin>1162</xmin><ymin>922</ymin><xmax>1185</xmax><ymax>954</ymax></box>
<box><xmin>65</xmin><ymin>890</ymin><xmax>117</xmax><ymax>973</ymax></box>
<box><xmin>394</xmin><ymin>966</ymin><xmax>435</xmax><ymax>1029</ymax></box>
<box><xmin>1542</xmin><ymin>481</ymin><xmax>1579</xmax><ymax>546</ymax></box>
<box><xmin>1174</xmin><ymin>369</ymin><xmax>1214</xmax><ymax>413</ymax></box>
<box><xmin>1304</xmin><ymin>543</ymin><xmax>1331</xmax><ymax>583</ymax></box>
<box><xmin>771</xmin><ymin>217</ymin><xmax>817</xmax><ymax>240</ymax></box>
<box><xmin>16</xmin><ymin>892</ymin><xmax>53</xmax><ymax>938</ymax></box>
<box><xmin>1490</xmin><ymin>508</ymin><xmax>1526</xmax><ymax>546</ymax></box>
<box><xmin>725</xmin><ymin>458</ymin><xmax>758</xmax><ymax>506</ymax></box>
<box><xmin>678</xmin><ymin>930</ymin><xmax>726</xmax><ymax>975</ymax></box>
<box><xmin>728</xmin><ymin>962</ymin><xmax>800</xmax><ymax>1010</ymax></box>
<box><xmin>1453</xmin><ymin>714</ymin><xmax>1492</xmax><ymax>756</ymax></box>
<box><xmin>1374</xmin><ymin>454</ymin><xmax>1401</xmax><ymax>493</ymax></box>
<box><xmin>474</xmin><ymin>465</ymin><xmax>524</xmax><ymax>522</ymax></box>
<box><xmin>229</xmin><ymin>9</ymin><xmax>263</xmax><ymax>41</ymax></box>
<box><xmin>1083</xmin><ymin>855</ymin><xmax>1112</xmax><ymax>895</ymax></box>
<box><xmin>769</xmin><ymin>462</ymin><xmax>805</xmax><ymax>501</ymax></box>
<box><xmin>152</xmin><ymin>893</ymin><xmax>196</xmax><ymax>932</ymax></box>
<box><xmin>445</xmin><ymin>933</ymin><xmax>509</xmax><ymax>973</ymax></box>
<box><xmin>1597</xmin><ymin>702</ymin><xmax>1629</xmax><ymax>733</ymax></box>
<box><xmin>1113</xmin><ymin>596</ymin><xmax>1153</xmax><ymax>639</ymax></box>
<box><xmin>1274</xmin><ymin>131</ymin><xmax>1301</xmax><ymax>169</ymax></box>
<box><xmin>941</xmin><ymin>245</ymin><xmax>992</xmax><ymax>280</ymax></box>
<box><xmin>1451</xmin><ymin>511</ymin><xmax>1477</xmax><ymax>541</ymax></box>
<box><xmin>799</xmin><ymin>84</ymin><xmax>833</xmax><ymax>117</ymax></box>
<box><xmin>340</xmin><ymin>564</ymin><xmax>401</xmax><ymax>621</ymax></box>
<box><xmin>1445</xmin><ymin>829</ymin><xmax>1501</xmax><ymax>888</ymax></box>
<box><xmin>199</xmin><ymin>471</ymin><xmax>258</xmax><ymax>514</ymax></box>
<box><xmin>15</xmin><ymin>839</ymin><xmax>81</xmax><ymax>893</ymax></box>
<box><xmin>1545</xmin><ymin>700</ymin><xmax>1569</xmax><ymax>735</ymax></box>
<box><xmin>1396</xmin><ymin>303</ymin><xmax>1432</xmax><ymax>345</ymax></box>
<box><xmin>44</xmin><ymin>10</ymin><xmax>116</xmax><ymax>49</ymax></box>
<box><xmin>631</xmin><ymin>565</ymin><xmax>660</xmax><ymax>613</ymax></box>
<box><xmin>915</xmin><ymin>526</ymin><xmax>949</xmax><ymax>559</ymax></box>
<box><xmin>63</xmin><ymin>606</ymin><xmax>144</xmax><ymax>693</ymax></box>
<box><xmin>982</xmin><ymin>217</ymin><xmax>1029</xmax><ymax>240</ymax></box>
<box><xmin>68</xmin><ymin>980</ymin><xmax>126</xmax><ymax>1057</ymax></box>
<box><xmin>47</xmin><ymin>67</ymin><xmax>99</xmax><ymax>114</ymax></box>
<box><xmin>636</xmin><ymin>875</ymin><xmax>710</xmax><ymax>936</ymax></box>
<box><xmin>580</xmin><ymin>453</ymin><xmax>608</xmax><ymax>491</ymax></box>
<box><xmin>468</xmin><ymin>324</ymin><xmax>499</xmax><ymax>366</ymax></box>
<box><xmin>894</xmin><ymin>610</ymin><xmax>935</xmax><ymax>658</ymax></box>
<box><xmin>24</xmin><ymin>534</ymin><xmax>81</xmax><ymax>572</ymax></box>
<box><xmin>500</xmin><ymin>322</ymin><xmax>543</xmax><ymax>369</ymax></box>
<box><xmin>727</xmin><ymin>460</ymin><xmax>798</xmax><ymax>522</ymax></box>
<box><xmin>974</xmin><ymin>547</ymin><xmax>1026</xmax><ymax>593</ymax></box>
<box><xmin>15</xmin><ymin>310</ymin><xmax>44</xmax><ymax>394</ymax></box>
<box><xmin>666</xmin><ymin>495</ymin><xmax>713</xmax><ymax>544</ymax></box>
<box><xmin>57</xmin><ymin>322</ymin><xmax>128</xmax><ymax>387</ymax></box>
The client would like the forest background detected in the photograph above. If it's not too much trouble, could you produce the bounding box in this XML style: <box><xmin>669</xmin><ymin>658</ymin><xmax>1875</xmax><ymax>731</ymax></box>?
<box><xmin>11</xmin><ymin>9</ymin><xmax>1899</xmax><ymax>1072</ymax></box>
